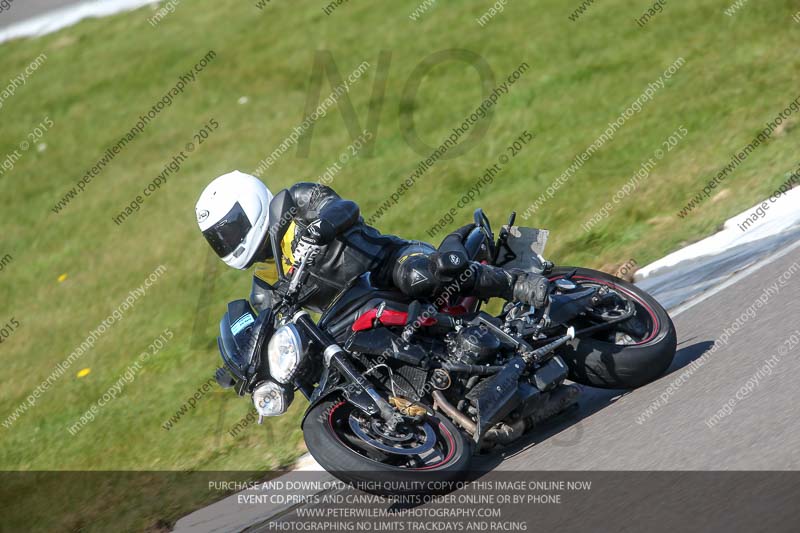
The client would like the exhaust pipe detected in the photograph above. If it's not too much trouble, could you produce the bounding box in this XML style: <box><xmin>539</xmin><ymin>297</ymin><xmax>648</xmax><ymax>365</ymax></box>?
<box><xmin>432</xmin><ymin>390</ymin><xmax>477</xmax><ymax>435</ymax></box>
<box><xmin>433</xmin><ymin>384</ymin><xmax>580</xmax><ymax>440</ymax></box>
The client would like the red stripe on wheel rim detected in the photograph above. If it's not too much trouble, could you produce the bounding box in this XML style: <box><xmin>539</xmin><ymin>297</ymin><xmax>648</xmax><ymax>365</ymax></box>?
<box><xmin>549</xmin><ymin>275</ymin><xmax>660</xmax><ymax>345</ymax></box>
<box><xmin>327</xmin><ymin>401</ymin><xmax>456</xmax><ymax>471</ymax></box>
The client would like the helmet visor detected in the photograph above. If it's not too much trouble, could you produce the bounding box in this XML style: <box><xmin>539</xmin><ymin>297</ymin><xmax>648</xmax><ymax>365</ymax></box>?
<box><xmin>202</xmin><ymin>202</ymin><xmax>253</xmax><ymax>258</ymax></box>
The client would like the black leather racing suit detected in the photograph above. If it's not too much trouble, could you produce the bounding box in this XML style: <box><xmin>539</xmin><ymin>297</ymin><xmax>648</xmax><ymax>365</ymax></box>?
<box><xmin>250</xmin><ymin>182</ymin><xmax>547</xmax><ymax>313</ymax></box>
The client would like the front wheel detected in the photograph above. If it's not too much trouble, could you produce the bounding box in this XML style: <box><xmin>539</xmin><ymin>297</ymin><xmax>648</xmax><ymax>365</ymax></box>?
<box><xmin>303</xmin><ymin>398</ymin><xmax>472</xmax><ymax>494</ymax></box>
<box><xmin>550</xmin><ymin>266</ymin><xmax>677</xmax><ymax>389</ymax></box>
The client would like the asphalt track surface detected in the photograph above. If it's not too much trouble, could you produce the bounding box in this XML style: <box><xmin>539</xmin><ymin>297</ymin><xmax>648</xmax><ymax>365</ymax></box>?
<box><xmin>0</xmin><ymin>0</ymin><xmax>81</xmax><ymax>28</ymax></box>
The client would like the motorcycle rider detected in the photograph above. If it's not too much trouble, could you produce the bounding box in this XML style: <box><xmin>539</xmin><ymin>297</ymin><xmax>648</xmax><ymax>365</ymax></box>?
<box><xmin>195</xmin><ymin>170</ymin><xmax>550</xmax><ymax>314</ymax></box>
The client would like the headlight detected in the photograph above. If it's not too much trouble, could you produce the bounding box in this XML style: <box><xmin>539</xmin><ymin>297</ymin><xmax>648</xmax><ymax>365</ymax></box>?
<box><xmin>267</xmin><ymin>324</ymin><xmax>305</xmax><ymax>384</ymax></box>
<box><xmin>253</xmin><ymin>380</ymin><xmax>293</xmax><ymax>417</ymax></box>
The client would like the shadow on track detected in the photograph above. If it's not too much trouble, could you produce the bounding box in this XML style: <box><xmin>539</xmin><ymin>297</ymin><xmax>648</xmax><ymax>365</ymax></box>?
<box><xmin>472</xmin><ymin>340</ymin><xmax>715</xmax><ymax>470</ymax></box>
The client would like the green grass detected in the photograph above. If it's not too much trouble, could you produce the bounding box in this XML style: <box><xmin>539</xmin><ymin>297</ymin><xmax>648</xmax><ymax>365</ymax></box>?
<box><xmin>1</xmin><ymin>0</ymin><xmax>799</xmax><ymax>529</ymax></box>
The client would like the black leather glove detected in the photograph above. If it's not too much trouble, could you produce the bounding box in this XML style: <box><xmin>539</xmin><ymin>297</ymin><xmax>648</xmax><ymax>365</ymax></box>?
<box><xmin>302</xmin><ymin>197</ymin><xmax>360</xmax><ymax>246</ymax></box>
<box><xmin>303</xmin><ymin>219</ymin><xmax>334</xmax><ymax>245</ymax></box>
<box><xmin>512</xmin><ymin>272</ymin><xmax>551</xmax><ymax>308</ymax></box>
<box><xmin>432</xmin><ymin>250</ymin><xmax>469</xmax><ymax>278</ymax></box>
<box><xmin>293</xmin><ymin>219</ymin><xmax>331</xmax><ymax>266</ymax></box>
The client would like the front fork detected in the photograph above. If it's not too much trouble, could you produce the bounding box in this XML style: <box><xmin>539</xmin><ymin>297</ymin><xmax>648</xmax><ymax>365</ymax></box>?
<box><xmin>294</xmin><ymin>313</ymin><xmax>400</xmax><ymax>426</ymax></box>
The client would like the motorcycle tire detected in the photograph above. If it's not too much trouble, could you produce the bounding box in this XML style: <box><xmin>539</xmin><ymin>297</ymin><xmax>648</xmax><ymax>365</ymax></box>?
<box><xmin>550</xmin><ymin>266</ymin><xmax>677</xmax><ymax>389</ymax></box>
<box><xmin>303</xmin><ymin>398</ymin><xmax>473</xmax><ymax>494</ymax></box>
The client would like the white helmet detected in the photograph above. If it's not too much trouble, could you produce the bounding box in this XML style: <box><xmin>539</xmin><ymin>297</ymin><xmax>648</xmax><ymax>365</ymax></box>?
<box><xmin>195</xmin><ymin>171</ymin><xmax>274</xmax><ymax>269</ymax></box>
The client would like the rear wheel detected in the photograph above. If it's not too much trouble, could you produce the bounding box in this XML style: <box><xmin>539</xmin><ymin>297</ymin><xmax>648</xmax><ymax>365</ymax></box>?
<box><xmin>303</xmin><ymin>398</ymin><xmax>472</xmax><ymax>494</ymax></box>
<box><xmin>550</xmin><ymin>267</ymin><xmax>677</xmax><ymax>389</ymax></box>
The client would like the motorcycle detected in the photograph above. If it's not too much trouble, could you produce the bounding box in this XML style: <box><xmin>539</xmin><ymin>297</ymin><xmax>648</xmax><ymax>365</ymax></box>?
<box><xmin>213</xmin><ymin>210</ymin><xmax>677</xmax><ymax>490</ymax></box>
